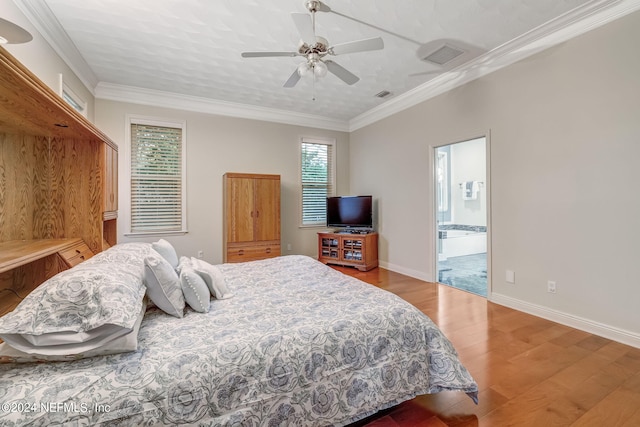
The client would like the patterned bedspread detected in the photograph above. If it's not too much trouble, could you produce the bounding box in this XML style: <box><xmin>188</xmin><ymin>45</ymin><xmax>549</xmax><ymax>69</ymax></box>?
<box><xmin>0</xmin><ymin>255</ymin><xmax>477</xmax><ymax>426</ymax></box>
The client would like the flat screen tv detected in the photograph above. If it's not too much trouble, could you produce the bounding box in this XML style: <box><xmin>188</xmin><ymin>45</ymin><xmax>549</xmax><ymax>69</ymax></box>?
<box><xmin>326</xmin><ymin>195</ymin><xmax>373</xmax><ymax>231</ymax></box>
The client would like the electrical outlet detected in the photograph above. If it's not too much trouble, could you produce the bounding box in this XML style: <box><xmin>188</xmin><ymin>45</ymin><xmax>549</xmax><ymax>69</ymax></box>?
<box><xmin>287</xmin><ymin>243</ymin><xmax>292</xmax><ymax>251</ymax></box>
<box><xmin>547</xmin><ymin>281</ymin><xmax>556</xmax><ymax>293</ymax></box>
<box><xmin>506</xmin><ymin>270</ymin><xmax>515</xmax><ymax>284</ymax></box>
<box><xmin>197</xmin><ymin>250</ymin><xmax>204</xmax><ymax>258</ymax></box>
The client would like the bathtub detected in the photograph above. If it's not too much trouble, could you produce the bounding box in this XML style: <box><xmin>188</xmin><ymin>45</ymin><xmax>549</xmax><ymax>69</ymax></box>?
<box><xmin>439</xmin><ymin>226</ymin><xmax>486</xmax><ymax>258</ymax></box>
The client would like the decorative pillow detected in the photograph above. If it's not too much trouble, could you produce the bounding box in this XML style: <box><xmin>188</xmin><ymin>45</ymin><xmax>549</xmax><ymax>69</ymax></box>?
<box><xmin>0</xmin><ymin>302</ymin><xmax>146</xmax><ymax>363</ymax></box>
<box><xmin>176</xmin><ymin>255</ymin><xmax>192</xmax><ymax>275</ymax></box>
<box><xmin>144</xmin><ymin>250</ymin><xmax>185</xmax><ymax>318</ymax></box>
<box><xmin>152</xmin><ymin>238</ymin><xmax>179</xmax><ymax>269</ymax></box>
<box><xmin>179</xmin><ymin>266</ymin><xmax>211</xmax><ymax>313</ymax></box>
<box><xmin>190</xmin><ymin>258</ymin><xmax>234</xmax><ymax>299</ymax></box>
<box><xmin>0</xmin><ymin>243</ymin><xmax>150</xmax><ymax>344</ymax></box>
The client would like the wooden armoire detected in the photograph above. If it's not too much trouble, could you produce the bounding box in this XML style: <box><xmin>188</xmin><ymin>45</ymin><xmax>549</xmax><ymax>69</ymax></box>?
<box><xmin>223</xmin><ymin>173</ymin><xmax>280</xmax><ymax>262</ymax></box>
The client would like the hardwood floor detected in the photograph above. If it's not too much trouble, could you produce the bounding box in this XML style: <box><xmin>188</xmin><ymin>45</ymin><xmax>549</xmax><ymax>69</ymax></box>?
<box><xmin>334</xmin><ymin>266</ymin><xmax>640</xmax><ymax>427</ymax></box>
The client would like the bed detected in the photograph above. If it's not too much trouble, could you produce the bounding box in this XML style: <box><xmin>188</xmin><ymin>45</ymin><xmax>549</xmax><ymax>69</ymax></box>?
<box><xmin>0</xmin><ymin>243</ymin><xmax>477</xmax><ymax>426</ymax></box>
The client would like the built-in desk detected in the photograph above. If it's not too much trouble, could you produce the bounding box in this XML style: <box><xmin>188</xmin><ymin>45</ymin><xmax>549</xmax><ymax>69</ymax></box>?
<box><xmin>0</xmin><ymin>239</ymin><xmax>94</xmax><ymax>316</ymax></box>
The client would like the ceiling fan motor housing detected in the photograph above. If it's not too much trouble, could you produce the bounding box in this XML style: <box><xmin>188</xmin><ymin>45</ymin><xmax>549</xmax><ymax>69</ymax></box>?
<box><xmin>298</xmin><ymin>36</ymin><xmax>328</xmax><ymax>55</ymax></box>
<box><xmin>305</xmin><ymin>0</ymin><xmax>322</xmax><ymax>13</ymax></box>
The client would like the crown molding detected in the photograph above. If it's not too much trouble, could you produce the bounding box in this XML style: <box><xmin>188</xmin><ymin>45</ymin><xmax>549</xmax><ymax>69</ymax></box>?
<box><xmin>349</xmin><ymin>0</ymin><xmax>640</xmax><ymax>131</ymax></box>
<box><xmin>95</xmin><ymin>82</ymin><xmax>350</xmax><ymax>132</ymax></box>
<box><xmin>14</xmin><ymin>0</ymin><xmax>99</xmax><ymax>94</ymax></box>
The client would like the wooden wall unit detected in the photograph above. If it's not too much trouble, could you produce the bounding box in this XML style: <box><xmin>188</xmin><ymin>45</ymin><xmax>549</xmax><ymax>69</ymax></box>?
<box><xmin>0</xmin><ymin>47</ymin><xmax>117</xmax><ymax>313</ymax></box>
<box><xmin>103</xmin><ymin>143</ymin><xmax>118</xmax><ymax>215</ymax></box>
<box><xmin>102</xmin><ymin>143</ymin><xmax>118</xmax><ymax>247</ymax></box>
<box><xmin>223</xmin><ymin>173</ymin><xmax>281</xmax><ymax>262</ymax></box>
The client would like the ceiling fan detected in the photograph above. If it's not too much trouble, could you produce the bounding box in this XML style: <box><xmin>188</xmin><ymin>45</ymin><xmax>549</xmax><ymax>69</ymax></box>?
<box><xmin>241</xmin><ymin>0</ymin><xmax>384</xmax><ymax>88</ymax></box>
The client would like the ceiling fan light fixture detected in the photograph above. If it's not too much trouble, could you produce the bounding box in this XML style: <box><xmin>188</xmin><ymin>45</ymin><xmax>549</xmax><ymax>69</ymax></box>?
<box><xmin>0</xmin><ymin>17</ymin><xmax>33</xmax><ymax>44</ymax></box>
<box><xmin>313</xmin><ymin>61</ymin><xmax>328</xmax><ymax>77</ymax></box>
<box><xmin>297</xmin><ymin>61</ymin><xmax>312</xmax><ymax>77</ymax></box>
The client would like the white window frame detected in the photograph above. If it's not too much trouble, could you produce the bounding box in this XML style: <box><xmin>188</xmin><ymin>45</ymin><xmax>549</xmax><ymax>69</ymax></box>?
<box><xmin>125</xmin><ymin>115</ymin><xmax>187</xmax><ymax>236</ymax></box>
<box><xmin>299</xmin><ymin>136</ymin><xmax>336</xmax><ymax>227</ymax></box>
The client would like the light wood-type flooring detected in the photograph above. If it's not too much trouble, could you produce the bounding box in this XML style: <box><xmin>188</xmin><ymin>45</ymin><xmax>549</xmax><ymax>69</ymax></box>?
<box><xmin>333</xmin><ymin>266</ymin><xmax>640</xmax><ymax>427</ymax></box>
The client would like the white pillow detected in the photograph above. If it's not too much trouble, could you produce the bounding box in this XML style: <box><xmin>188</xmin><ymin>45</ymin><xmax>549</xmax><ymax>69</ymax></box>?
<box><xmin>0</xmin><ymin>303</ymin><xmax>145</xmax><ymax>363</ymax></box>
<box><xmin>190</xmin><ymin>258</ymin><xmax>234</xmax><ymax>299</ymax></box>
<box><xmin>144</xmin><ymin>250</ymin><xmax>185</xmax><ymax>318</ymax></box>
<box><xmin>176</xmin><ymin>255</ymin><xmax>192</xmax><ymax>275</ymax></box>
<box><xmin>0</xmin><ymin>243</ymin><xmax>150</xmax><ymax>344</ymax></box>
<box><xmin>179</xmin><ymin>266</ymin><xmax>211</xmax><ymax>313</ymax></box>
<box><xmin>152</xmin><ymin>238</ymin><xmax>179</xmax><ymax>269</ymax></box>
<box><xmin>4</xmin><ymin>323</ymin><xmax>129</xmax><ymax>348</ymax></box>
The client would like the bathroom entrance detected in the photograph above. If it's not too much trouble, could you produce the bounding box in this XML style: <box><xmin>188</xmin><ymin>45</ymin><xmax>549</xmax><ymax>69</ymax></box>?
<box><xmin>435</xmin><ymin>137</ymin><xmax>488</xmax><ymax>296</ymax></box>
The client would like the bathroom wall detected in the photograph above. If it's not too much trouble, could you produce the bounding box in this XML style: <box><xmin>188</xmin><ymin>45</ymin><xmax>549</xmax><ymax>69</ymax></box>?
<box><xmin>450</xmin><ymin>137</ymin><xmax>486</xmax><ymax>226</ymax></box>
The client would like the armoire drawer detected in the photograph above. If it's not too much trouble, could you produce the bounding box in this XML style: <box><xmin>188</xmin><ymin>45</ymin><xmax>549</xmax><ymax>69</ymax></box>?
<box><xmin>226</xmin><ymin>244</ymin><xmax>281</xmax><ymax>263</ymax></box>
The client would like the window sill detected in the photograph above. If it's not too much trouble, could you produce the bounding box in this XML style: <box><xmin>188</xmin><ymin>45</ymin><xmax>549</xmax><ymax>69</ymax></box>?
<box><xmin>124</xmin><ymin>230</ymin><xmax>188</xmax><ymax>238</ymax></box>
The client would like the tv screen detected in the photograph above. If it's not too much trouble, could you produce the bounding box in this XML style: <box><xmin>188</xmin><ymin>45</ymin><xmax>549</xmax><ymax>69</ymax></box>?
<box><xmin>326</xmin><ymin>195</ymin><xmax>373</xmax><ymax>230</ymax></box>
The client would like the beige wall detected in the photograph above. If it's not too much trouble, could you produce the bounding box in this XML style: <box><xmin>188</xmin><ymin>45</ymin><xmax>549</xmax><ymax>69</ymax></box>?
<box><xmin>1</xmin><ymin>2</ymin><xmax>95</xmax><ymax>120</ymax></box>
<box><xmin>95</xmin><ymin>100</ymin><xmax>350</xmax><ymax>263</ymax></box>
<box><xmin>350</xmin><ymin>11</ymin><xmax>640</xmax><ymax>342</ymax></box>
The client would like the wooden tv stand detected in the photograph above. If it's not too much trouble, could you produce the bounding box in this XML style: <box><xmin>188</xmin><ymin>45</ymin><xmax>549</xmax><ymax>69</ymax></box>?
<box><xmin>318</xmin><ymin>231</ymin><xmax>378</xmax><ymax>271</ymax></box>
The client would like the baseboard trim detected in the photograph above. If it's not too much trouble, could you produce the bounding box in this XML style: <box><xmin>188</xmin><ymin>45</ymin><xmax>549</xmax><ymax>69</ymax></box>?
<box><xmin>377</xmin><ymin>263</ymin><xmax>640</xmax><ymax>349</ymax></box>
<box><xmin>378</xmin><ymin>261</ymin><xmax>433</xmax><ymax>283</ymax></box>
<box><xmin>491</xmin><ymin>293</ymin><xmax>640</xmax><ymax>349</ymax></box>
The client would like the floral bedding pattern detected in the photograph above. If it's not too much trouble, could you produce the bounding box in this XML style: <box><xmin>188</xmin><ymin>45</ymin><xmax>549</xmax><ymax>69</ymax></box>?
<box><xmin>0</xmin><ymin>242</ymin><xmax>151</xmax><ymax>337</ymax></box>
<box><xmin>0</xmin><ymin>255</ymin><xmax>477</xmax><ymax>426</ymax></box>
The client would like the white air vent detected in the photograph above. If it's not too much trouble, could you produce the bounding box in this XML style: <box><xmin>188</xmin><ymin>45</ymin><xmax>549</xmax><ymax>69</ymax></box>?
<box><xmin>375</xmin><ymin>90</ymin><xmax>392</xmax><ymax>98</ymax></box>
<box><xmin>421</xmin><ymin>43</ymin><xmax>465</xmax><ymax>66</ymax></box>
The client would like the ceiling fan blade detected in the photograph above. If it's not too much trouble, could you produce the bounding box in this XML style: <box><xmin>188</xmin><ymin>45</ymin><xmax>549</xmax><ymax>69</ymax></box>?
<box><xmin>324</xmin><ymin>60</ymin><xmax>359</xmax><ymax>85</ymax></box>
<box><xmin>241</xmin><ymin>51</ymin><xmax>298</xmax><ymax>58</ymax></box>
<box><xmin>291</xmin><ymin>13</ymin><xmax>316</xmax><ymax>45</ymax></box>
<box><xmin>330</xmin><ymin>37</ymin><xmax>384</xmax><ymax>55</ymax></box>
<box><xmin>316</xmin><ymin>1</ymin><xmax>331</xmax><ymax>12</ymax></box>
<box><xmin>283</xmin><ymin>69</ymin><xmax>302</xmax><ymax>88</ymax></box>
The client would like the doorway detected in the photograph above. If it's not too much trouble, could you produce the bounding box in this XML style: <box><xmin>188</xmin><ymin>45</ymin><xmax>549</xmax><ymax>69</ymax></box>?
<box><xmin>435</xmin><ymin>137</ymin><xmax>488</xmax><ymax>297</ymax></box>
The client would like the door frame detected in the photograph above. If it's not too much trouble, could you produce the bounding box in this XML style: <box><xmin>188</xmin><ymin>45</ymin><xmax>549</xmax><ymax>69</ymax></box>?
<box><xmin>430</xmin><ymin>131</ymin><xmax>492</xmax><ymax>298</ymax></box>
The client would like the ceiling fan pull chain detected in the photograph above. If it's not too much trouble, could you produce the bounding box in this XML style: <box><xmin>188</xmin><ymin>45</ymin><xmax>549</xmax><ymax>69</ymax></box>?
<box><xmin>312</xmin><ymin>74</ymin><xmax>316</xmax><ymax>101</ymax></box>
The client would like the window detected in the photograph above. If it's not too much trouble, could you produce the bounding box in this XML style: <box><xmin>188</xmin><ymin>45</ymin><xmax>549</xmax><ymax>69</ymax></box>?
<box><xmin>129</xmin><ymin>118</ymin><xmax>186</xmax><ymax>234</ymax></box>
<box><xmin>300</xmin><ymin>138</ymin><xmax>335</xmax><ymax>226</ymax></box>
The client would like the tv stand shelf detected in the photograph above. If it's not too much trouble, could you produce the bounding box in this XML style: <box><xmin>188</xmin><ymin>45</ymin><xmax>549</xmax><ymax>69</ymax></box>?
<box><xmin>318</xmin><ymin>232</ymin><xmax>378</xmax><ymax>271</ymax></box>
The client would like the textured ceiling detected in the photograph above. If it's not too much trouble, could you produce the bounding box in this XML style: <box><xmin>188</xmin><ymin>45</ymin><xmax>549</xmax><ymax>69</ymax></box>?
<box><xmin>26</xmin><ymin>0</ymin><xmax>599</xmax><ymax>122</ymax></box>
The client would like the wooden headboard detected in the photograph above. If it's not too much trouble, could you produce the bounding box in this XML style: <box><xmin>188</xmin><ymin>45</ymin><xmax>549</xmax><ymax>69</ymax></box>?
<box><xmin>0</xmin><ymin>47</ymin><xmax>118</xmax><ymax>315</ymax></box>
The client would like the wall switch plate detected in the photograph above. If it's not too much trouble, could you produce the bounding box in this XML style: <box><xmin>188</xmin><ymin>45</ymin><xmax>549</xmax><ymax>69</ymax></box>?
<box><xmin>506</xmin><ymin>270</ymin><xmax>515</xmax><ymax>284</ymax></box>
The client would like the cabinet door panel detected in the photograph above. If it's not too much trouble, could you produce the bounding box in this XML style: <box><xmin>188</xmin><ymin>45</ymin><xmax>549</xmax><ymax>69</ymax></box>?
<box><xmin>103</xmin><ymin>145</ymin><xmax>118</xmax><ymax>212</ymax></box>
<box><xmin>254</xmin><ymin>178</ymin><xmax>280</xmax><ymax>242</ymax></box>
<box><xmin>226</xmin><ymin>177</ymin><xmax>255</xmax><ymax>242</ymax></box>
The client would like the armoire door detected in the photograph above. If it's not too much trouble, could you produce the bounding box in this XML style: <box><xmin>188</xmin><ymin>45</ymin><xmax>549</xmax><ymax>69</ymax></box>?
<box><xmin>225</xmin><ymin>176</ymin><xmax>255</xmax><ymax>243</ymax></box>
<box><xmin>254</xmin><ymin>177</ymin><xmax>280</xmax><ymax>242</ymax></box>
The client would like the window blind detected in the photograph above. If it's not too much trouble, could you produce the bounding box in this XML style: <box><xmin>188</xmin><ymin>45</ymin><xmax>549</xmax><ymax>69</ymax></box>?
<box><xmin>130</xmin><ymin>123</ymin><xmax>183</xmax><ymax>233</ymax></box>
<box><xmin>301</xmin><ymin>141</ymin><xmax>334</xmax><ymax>225</ymax></box>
